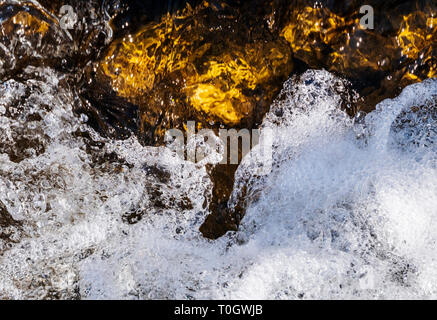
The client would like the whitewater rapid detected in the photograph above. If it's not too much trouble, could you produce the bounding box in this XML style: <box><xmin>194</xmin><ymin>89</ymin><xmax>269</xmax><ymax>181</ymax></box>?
<box><xmin>0</xmin><ymin>67</ymin><xmax>436</xmax><ymax>299</ymax></box>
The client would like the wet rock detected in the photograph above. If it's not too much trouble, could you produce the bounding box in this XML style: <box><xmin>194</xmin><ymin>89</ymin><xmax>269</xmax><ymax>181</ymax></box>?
<box><xmin>279</xmin><ymin>0</ymin><xmax>436</xmax><ymax>111</ymax></box>
<box><xmin>0</xmin><ymin>0</ymin><xmax>71</xmax><ymax>77</ymax></box>
<box><xmin>0</xmin><ymin>0</ymin><xmax>112</xmax><ymax>78</ymax></box>
<box><xmin>83</xmin><ymin>1</ymin><xmax>293</xmax><ymax>144</ymax></box>
<box><xmin>199</xmin><ymin>164</ymin><xmax>240</xmax><ymax>239</ymax></box>
<box><xmin>79</xmin><ymin>0</ymin><xmax>436</xmax><ymax>140</ymax></box>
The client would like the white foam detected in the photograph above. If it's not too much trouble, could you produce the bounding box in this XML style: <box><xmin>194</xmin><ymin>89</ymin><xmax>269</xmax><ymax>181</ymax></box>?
<box><xmin>0</xmin><ymin>68</ymin><xmax>436</xmax><ymax>299</ymax></box>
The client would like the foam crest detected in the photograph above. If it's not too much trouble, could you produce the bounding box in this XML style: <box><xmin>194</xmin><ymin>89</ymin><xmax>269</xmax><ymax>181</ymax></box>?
<box><xmin>230</xmin><ymin>71</ymin><xmax>437</xmax><ymax>299</ymax></box>
<box><xmin>1</xmin><ymin>68</ymin><xmax>436</xmax><ymax>299</ymax></box>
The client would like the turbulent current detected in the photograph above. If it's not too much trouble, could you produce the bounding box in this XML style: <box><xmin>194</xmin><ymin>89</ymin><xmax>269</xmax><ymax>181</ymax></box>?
<box><xmin>0</xmin><ymin>66</ymin><xmax>436</xmax><ymax>299</ymax></box>
<box><xmin>0</xmin><ymin>0</ymin><xmax>437</xmax><ymax>300</ymax></box>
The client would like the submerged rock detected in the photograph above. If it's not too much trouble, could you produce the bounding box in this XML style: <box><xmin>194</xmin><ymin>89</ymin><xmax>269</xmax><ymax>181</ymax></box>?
<box><xmin>87</xmin><ymin>1</ymin><xmax>293</xmax><ymax>144</ymax></box>
<box><xmin>79</xmin><ymin>0</ymin><xmax>436</xmax><ymax>239</ymax></box>
<box><xmin>0</xmin><ymin>0</ymin><xmax>71</xmax><ymax>77</ymax></box>
<box><xmin>279</xmin><ymin>0</ymin><xmax>436</xmax><ymax>110</ymax></box>
<box><xmin>0</xmin><ymin>0</ymin><xmax>112</xmax><ymax>78</ymax></box>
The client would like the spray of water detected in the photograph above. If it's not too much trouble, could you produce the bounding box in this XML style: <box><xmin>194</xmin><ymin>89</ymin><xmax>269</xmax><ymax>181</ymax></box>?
<box><xmin>0</xmin><ymin>65</ymin><xmax>436</xmax><ymax>299</ymax></box>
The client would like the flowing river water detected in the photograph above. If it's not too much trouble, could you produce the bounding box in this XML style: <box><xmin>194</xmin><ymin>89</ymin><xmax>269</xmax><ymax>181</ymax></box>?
<box><xmin>0</xmin><ymin>0</ymin><xmax>436</xmax><ymax>299</ymax></box>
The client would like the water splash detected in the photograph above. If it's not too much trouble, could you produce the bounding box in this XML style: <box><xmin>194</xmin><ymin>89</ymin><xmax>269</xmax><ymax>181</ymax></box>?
<box><xmin>1</xmin><ymin>0</ymin><xmax>437</xmax><ymax>300</ymax></box>
<box><xmin>2</xmin><ymin>67</ymin><xmax>436</xmax><ymax>299</ymax></box>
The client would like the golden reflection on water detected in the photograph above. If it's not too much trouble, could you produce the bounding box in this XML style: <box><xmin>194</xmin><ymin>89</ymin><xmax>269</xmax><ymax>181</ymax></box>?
<box><xmin>100</xmin><ymin>1</ymin><xmax>292</xmax><ymax>128</ymax></box>
<box><xmin>98</xmin><ymin>1</ymin><xmax>435</xmax><ymax>133</ymax></box>
<box><xmin>184</xmin><ymin>43</ymin><xmax>291</xmax><ymax>124</ymax></box>
<box><xmin>397</xmin><ymin>13</ymin><xmax>436</xmax><ymax>80</ymax></box>
<box><xmin>1</xmin><ymin>10</ymin><xmax>51</xmax><ymax>39</ymax></box>
<box><xmin>101</xmin><ymin>12</ymin><xmax>191</xmax><ymax>97</ymax></box>
<box><xmin>281</xmin><ymin>7</ymin><xmax>357</xmax><ymax>54</ymax></box>
<box><xmin>281</xmin><ymin>6</ymin><xmax>435</xmax><ymax>82</ymax></box>
<box><xmin>11</xmin><ymin>11</ymin><xmax>50</xmax><ymax>35</ymax></box>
